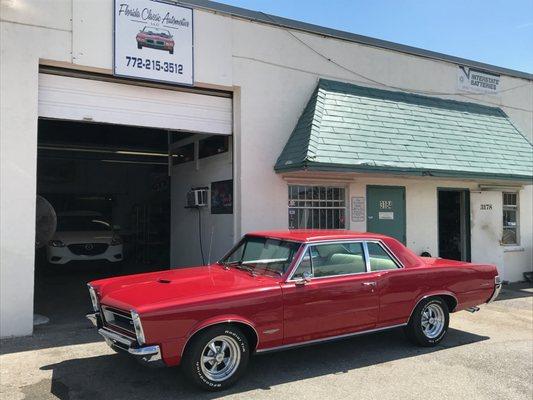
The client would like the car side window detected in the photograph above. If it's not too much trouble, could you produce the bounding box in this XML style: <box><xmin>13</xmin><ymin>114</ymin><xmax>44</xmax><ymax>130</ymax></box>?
<box><xmin>367</xmin><ymin>242</ymin><xmax>400</xmax><ymax>271</ymax></box>
<box><xmin>309</xmin><ymin>242</ymin><xmax>366</xmax><ymax>278</ymax></box>
<box><xmin>292</xmin><ymin>248</ymin><xmax>312</xmax><ymax>279</ymax></box>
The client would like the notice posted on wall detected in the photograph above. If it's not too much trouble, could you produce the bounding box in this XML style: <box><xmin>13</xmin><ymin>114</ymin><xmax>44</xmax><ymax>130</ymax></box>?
<box><xmin>114</xmin><ymin>0</ymin><xmax>193</xmax><ymax>85</ymax></box>
<box><xmin>351</xmin><ymin>197</ymin><xmax>365</xmax><ymax>222</ymax></box>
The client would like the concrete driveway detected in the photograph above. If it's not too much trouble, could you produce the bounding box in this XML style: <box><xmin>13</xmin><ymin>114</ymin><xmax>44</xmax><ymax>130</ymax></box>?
<box><xmin>1</xmin><ymin>284</ymin><xmax>532</xmax><ymax>400</ymax></box>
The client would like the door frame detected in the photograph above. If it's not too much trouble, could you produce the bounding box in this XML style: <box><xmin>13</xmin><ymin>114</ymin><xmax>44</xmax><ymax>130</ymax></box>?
<box><xmin>437</xmin><ymin>187</ymin><xmax>471</xmax><ymax>262</ymax></box>
<box><xmin>366</xmin><ymin>185</ymin><xmax>406</xmax><ymax>244</ymax></box>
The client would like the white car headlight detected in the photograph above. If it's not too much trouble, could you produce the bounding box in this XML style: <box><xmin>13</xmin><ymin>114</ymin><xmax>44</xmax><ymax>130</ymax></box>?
<box><xmin>87</xmin><ymin>284</ymin><xmax>99</xmax><ymax>312</ymax></box>
<box><xmin>131</xmin><ymin>310</ymin><xmax>146</xmax><ymax>345</ymax></box>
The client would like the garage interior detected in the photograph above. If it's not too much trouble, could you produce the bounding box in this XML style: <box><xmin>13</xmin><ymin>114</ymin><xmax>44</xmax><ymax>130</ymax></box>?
<box><xmin>32</xmin><ymin>72</ymin><xmax>234</xmax><ymax>328</ymax></box>
<box><xmin>35</xmin><ymin>119</ymin><xmax>168</xmax><ymax>324</ymax></box>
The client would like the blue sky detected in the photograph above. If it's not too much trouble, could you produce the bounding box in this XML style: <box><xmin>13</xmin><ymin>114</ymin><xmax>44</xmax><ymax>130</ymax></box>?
<box><xmin>221</xmin><ymin>0</ymin><xmax>533</xmax><ymax>73</ymax></box>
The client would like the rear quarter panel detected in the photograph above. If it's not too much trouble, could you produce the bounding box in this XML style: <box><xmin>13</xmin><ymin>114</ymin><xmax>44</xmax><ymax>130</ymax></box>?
<box><xmin>377</xmin><ymin>261</ymin><xmax>497</xmax><ymax>327</ymax></box>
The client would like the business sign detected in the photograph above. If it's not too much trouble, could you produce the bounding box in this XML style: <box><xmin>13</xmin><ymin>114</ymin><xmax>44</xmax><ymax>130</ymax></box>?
<box><xmin>114</xmin><ymin>0</ymin><xmax>193</xmax><ymax>85</ymax></box>
<box><xmin>457</xmin><ymin>66</ymin><xmax>500</xmax><ymax>94</ymax></box>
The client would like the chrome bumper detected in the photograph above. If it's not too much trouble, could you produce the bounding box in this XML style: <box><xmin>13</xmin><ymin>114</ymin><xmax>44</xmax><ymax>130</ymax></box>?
<box><xmin>86</xmin><ymin>313</ymin><xmax>163</xmax><ymax>367</ymax></box>
<box><xmin>487</xmin><ymin>276</ymin><xmax>503</xmax><ymax>303</ymax></box>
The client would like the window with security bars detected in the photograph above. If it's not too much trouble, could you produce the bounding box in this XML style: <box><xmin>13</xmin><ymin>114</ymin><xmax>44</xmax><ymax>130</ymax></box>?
<box><xmin>288</xmin><ymin>185</ymin><xmax>346</xmax><ymax>229</ymax></box>
<box><xmin>502</xmin><ymin>192</ymin><xmax>519</xmax><ymax>245</ymax></box>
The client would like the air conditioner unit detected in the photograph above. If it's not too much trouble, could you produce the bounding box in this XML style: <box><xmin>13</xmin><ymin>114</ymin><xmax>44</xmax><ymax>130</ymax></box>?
<box><xmin>186</xmin><ymin>187</ymin><xmax>208</xmax><ymax>208</ymax></box>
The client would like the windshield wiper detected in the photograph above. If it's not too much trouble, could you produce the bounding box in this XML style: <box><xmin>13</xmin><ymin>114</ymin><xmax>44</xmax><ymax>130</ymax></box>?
<box><xmin>220</xmin><ymin>261</ymin><xmax>257</xmax><ymax>276</ymax></box>
<box><xmin>257</xmin><ymin>266</ymin><xmax>283</xmax><ymax>276</ymax></box>
<box><xmin>234</xmin><ymin>263</ymin><xmax>257</xmax><ymax>276</ymax></box>
<box><xmin>220</xmin><ymin>260</ymin><xmax>239</xmax><ymax>270</ymax></box>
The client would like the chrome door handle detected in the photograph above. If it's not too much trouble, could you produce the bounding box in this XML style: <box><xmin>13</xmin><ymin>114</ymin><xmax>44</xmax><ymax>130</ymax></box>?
<box><xmin>363</xmin><ymin>281</ymin><xmax>377</xmax><ymax>287</ymax></box>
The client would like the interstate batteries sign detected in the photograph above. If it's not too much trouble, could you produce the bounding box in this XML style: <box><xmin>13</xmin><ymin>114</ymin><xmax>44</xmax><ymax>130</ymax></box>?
<box><xmin>114</xmin><ymin>0</ymin><xmax>193</xmax><ymax>85</ymax></box>
<box><xmin>457</xmin><ymin>66</ymin><xmax>500</xmax><ymax>94</ymax></box>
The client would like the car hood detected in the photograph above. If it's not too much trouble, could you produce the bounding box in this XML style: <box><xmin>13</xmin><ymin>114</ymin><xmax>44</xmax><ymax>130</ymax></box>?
<box><xmin>92</xmin><ymin>265</ymin><xmax>279</xmax><ymax>313</ymax></box>
<box><xmin>53</xmin><ymin>231</ymin><xmax>114</xmax><ymax>245</ymax></box>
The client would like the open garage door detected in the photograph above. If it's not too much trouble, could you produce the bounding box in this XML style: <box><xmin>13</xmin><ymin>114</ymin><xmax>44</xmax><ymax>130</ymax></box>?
<box><xmin>35</xmin><ymin>73</ymin><xmax>233</xmax><ymax>328</ymax></box>
<box><xmin>38</xmin><ymin>73</ymin><xmax>232</xmax><ymax>135</ymax></box>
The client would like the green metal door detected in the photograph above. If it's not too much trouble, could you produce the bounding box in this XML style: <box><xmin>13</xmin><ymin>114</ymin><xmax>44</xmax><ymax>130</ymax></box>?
<box><xmin>366</xmin><ymin>186</ymin><xmax>406</xmax><ymax>243</ymax></box>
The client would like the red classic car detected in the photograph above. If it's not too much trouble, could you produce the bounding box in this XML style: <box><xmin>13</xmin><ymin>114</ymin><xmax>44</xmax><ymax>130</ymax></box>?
<box><xmin>136</xmin><ymin>27</ymin><xmax>174</xmax><ymax>54</ymax></box>
<box><xmin>87</xmin><ymin>230</ymin><xmax>501</xmax><ymax>391</ymax></box>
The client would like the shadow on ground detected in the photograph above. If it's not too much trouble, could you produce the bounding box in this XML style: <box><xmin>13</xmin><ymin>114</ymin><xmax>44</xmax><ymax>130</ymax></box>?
<box><xmin>496</xmin><ymin>282</ymin><xmax>533</xmax><ymax>302</ymax></box>
<box><xmin>35</xmin><ymin>327</ymin><xmax>488</xmax><ymax>400</ymax></box>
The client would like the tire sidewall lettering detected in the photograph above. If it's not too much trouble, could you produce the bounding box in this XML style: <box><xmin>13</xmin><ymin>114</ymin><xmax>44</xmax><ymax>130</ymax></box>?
<box><xmin>224</xmin><ymin>329</ymin><xmax>247</xmax><ymax>353</ymax></box>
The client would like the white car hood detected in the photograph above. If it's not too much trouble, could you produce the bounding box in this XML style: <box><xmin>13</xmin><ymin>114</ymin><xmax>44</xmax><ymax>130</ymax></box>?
<box><xmin>53</xmin><ymin>231</ymin><xmax>114</xmax><ymax>245</ymax></box>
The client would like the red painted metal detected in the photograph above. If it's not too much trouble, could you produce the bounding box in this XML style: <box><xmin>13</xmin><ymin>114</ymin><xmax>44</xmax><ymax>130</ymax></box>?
<box><xmin>89</xmin><ymin>230</ymin><xmax>498</xmax><ymax>367</ymax></box>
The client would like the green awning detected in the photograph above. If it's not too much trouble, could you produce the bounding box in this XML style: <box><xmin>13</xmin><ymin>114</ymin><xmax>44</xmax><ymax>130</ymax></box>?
<box><xmin>275</xmin><ymin>79</ymin><xmax>533</xmax><ymax>182</ymax></box>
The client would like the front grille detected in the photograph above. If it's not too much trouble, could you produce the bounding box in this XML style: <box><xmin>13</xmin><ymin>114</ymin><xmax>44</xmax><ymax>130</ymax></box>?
<box><xmin>156</xmin><ymin>40</ymin><xmax>164</xmax><ymax>45</ymax></box>
<box><xmin>101</xmin><ymin>306</ymin><xmax>136</xmax><ymax>337</ymax></box>
<box><xmin>68</xmin><ymin>243</ymin><xmax>108</xmax><ymax>256</ymax></box>
<box><xmin>147</xmin><ymin>39</ymin><xmax>154</xmax><ymax>44</ymax></box>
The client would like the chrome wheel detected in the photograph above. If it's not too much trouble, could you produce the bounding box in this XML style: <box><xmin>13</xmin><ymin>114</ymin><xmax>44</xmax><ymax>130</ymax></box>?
<box><xmin>421</xmin><ymin>303</ymin><xmax>445</xmax><ymax>339</ymax></box>
<box><xmin>200</xmin><ymin>335</ymin><xmax>241</xmax><ymax>382</ymax></box>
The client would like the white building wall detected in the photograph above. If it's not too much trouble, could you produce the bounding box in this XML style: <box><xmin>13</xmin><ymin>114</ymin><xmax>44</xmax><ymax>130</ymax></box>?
<box><xmin>0</xmin><ymin>1</ymin><xmax>531</xmax><ymax>337</ymax></box>
<box><xmin>170</xmin><ymin>140</ymin><xmax>234</xmax><ymax>267</ymax></box>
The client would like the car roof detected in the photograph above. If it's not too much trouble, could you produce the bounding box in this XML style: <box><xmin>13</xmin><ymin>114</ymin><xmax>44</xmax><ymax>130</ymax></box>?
<box><xmin>246</xmin><ymin>230</ymin><xmax>391</xmax><ymax>243</ymax></box>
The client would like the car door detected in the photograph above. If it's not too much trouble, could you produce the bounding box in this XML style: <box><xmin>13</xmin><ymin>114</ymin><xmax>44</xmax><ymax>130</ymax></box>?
<box><xmin>365</xmin><ymin>240</ymin><xmax>408</xmax><ymax>327</ymax></box>
<box><xmin>280</xmin><ymin>241</ymin><xmax>380</xmax><ymax>344</ymax></box>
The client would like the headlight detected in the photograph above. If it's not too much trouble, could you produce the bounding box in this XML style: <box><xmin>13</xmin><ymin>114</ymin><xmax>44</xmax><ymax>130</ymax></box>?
<box><xmin>110</xmin><ymin>236</ymin><xmax>123</xmax><ymax>246</ymax></box>
<box><xmin>130</xmin><ymin>310</ymin><xmax>146</xmax><ymax>345</ymax></box>
<box><xmin>49</xmin><ymin>240</ymin><xmax>65</xmax><ymax>247</ymax></box>
<box><xmin>87</xmin><ymin>284</ymin><xmax>99</xmax><ymax>312</ymax></box>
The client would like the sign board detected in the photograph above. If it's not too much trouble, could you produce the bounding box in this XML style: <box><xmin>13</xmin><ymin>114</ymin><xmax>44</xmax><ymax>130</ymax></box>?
<box><xmin>457</xmin><ymin>66</ymin><xmax>500</xmax><ymax>94</ymax></box>
<box><xmin>379</xmin><ymin>212</ymin><xmax>394</xmax><ymax>220</ymax></box>
<box><xmin>351</xmin><ymin>197</ymin><xmax>365</xmax><ymax>222</ymax></box>
<box><xmin>114</xmin><ymin>0</ymin><xmax>193</xmax><ymax>85</ymax></box>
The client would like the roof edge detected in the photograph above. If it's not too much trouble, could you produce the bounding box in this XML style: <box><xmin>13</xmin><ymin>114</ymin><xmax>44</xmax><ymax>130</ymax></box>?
<box><xmin>178</xmin><ymin>0</ymin><xmax>533</xmax><ymax>80</ymax></box>
<box><xmin>275</xmin><ymin>161</ymin><xmax>533</xmax><ymax>183</ymax></box>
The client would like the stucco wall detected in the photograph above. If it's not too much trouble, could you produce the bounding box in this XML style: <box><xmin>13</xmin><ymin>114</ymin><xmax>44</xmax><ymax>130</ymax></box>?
<box><xmin>0</xmin><ymin>0</ymin><xmax>531</xmax><ymax>337</ymax></box>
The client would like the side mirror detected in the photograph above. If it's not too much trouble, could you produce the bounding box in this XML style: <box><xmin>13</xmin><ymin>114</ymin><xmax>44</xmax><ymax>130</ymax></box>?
<box><xmin>295</xmin><ymin>271</ymin><xmax>312</xmax><ymax>286</ymax></box>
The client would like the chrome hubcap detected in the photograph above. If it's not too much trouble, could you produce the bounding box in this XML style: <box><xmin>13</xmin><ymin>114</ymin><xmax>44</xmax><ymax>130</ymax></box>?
<box><xmin>421</xmin><ymin>303</ymin><xmax>445</xmax><ymax>339</ymax></box>
<box><xmin>200</xmin><ymin>335</ymin><xmax>241</xmax><ymax>382</ymax></box>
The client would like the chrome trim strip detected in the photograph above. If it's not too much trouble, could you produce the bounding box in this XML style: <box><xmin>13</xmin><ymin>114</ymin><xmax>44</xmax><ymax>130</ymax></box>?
<box><xmin>98</xmin><ymin>328</ymin><xmax>134</xmax><ymax>346</ymax></box>
<box><xmin>180</xmin><ymin>319</ymin><xmax>260</xmax><ymax>357</ymax></box>
<box><xmin>98</xmin><ymin>328</ymin><xmax>162</xmax><ymax>363</ymax></box>
<box><xmin>487</xmin><ymin>276</ymin><xmax>502</xmax><ymax>303</ymax></box>
<box><xmin>285</xmin><ymin>243</ymin><xmax>311</xmax><ymax>281</ymax></box>
<box><xmin>128</xmin><ymin>345</ymin><xmax>160</xmax><ymax>356</ymax></box>
<box><xmin>256</xmin><ymin>323</ymin><xmax>407</xmax><ymax>353</ymax></box>
<box><xmin>362</xmin><ymin>242</ymin><xmax>371</xmax><ymax>273</ymax></box>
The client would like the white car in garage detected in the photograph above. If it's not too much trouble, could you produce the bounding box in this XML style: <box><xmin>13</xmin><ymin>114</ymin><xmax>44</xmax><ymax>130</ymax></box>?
<box><xmin>47</xmin><ymin>211</ymin><xmax>123</xmax><ymax>264</ymax></box>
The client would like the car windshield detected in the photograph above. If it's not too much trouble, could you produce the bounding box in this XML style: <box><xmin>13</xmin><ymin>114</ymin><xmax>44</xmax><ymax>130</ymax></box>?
<box><xmin>57</xmin><ymin>216</ymin><xmax>112</xmax><ymax>232</ymax></box>
<box><xmin>142</xmin><ymin>27</ymin><xmax>171</xmax><ymax>37</ymax></box>
<box><xmin>219</xmin><ymin>236</ymin><xmax>302</xmax><ymax>276</ymax></box>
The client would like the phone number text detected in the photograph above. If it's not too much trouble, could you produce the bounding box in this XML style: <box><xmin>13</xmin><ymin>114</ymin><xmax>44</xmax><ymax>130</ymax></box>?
<box><xmin>125</xmin><ymin>56</ymin><xmax>184</xmax><ymax>74</ymax></box>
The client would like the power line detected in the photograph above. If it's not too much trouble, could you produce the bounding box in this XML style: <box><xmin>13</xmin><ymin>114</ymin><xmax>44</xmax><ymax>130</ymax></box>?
<box><xmin>259</xmin><ymin>12</ymin><xmax>532</xmax><ymax>112</ymax></box>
